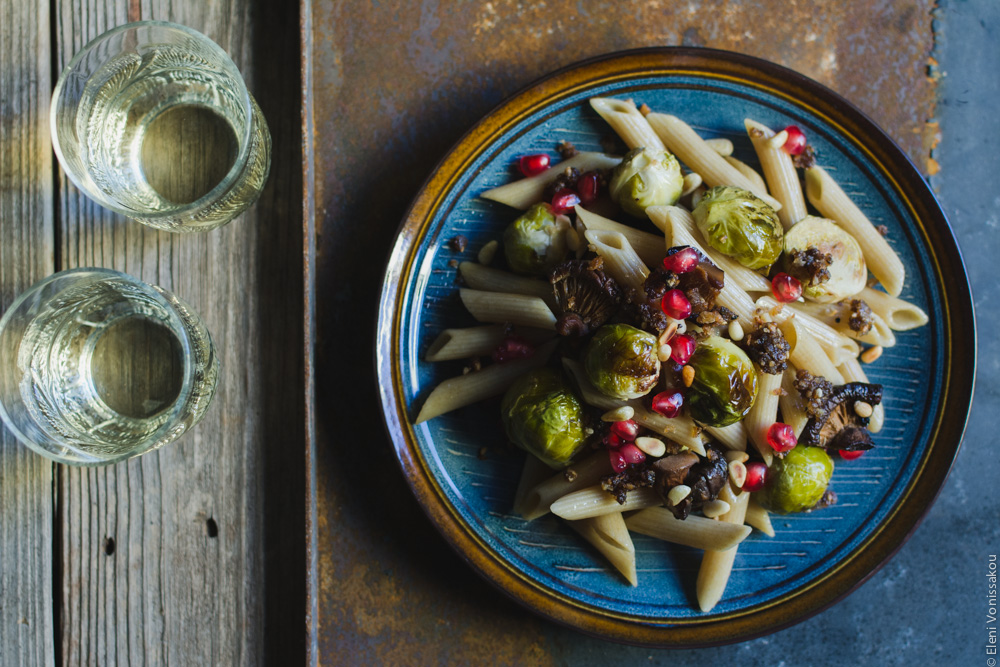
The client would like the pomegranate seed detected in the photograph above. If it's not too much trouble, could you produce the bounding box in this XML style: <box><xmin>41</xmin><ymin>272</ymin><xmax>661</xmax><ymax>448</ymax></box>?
<box><xmin>491</xmin><ymin>335</ymin><xmax>535</xmax><ymax>363</ymax></box>
<box><xmin>766</xmin><ymin>422</ymin><xmax>797</xmax><ymax>453</ymax></box>
<box><xmin>661</xmin><ymin>289</ymin><xmax>692</xmax><ymax>320</ymax></box>
<box><xmin>669</xmin><ymin>334</ymin><xmax>696</xmax><ymax>365</ymax></box>
<box><xmin>662</xmin><ymin>247</ymin><xmax>699</xmax><ymax>274</ymax></box>
<box><xmin>610</xmin><ymin>419</ymin><xmax>639</xmax><ymax>442</ymax></box>
<box><xmin>743</xmin><ymin>461</ymin><xmax>768</xmax><ymax>492</ymax></box>
<box><xmin>839</xmin><ymin>449</ymin><xmax>865</xmax><ymax>460</ymax></box>
<box><xmin>550</xmin><ymin>188</ymin><xmax>581</xmax><ymax>214</ymax></box>
<box><xmin>577</xmin><ymin>171</ymin><xmax>600</xmax><ymax>205</ymax></box>
<box><xmin>651</xmin><ymin>391</ymin><xmax>684</xmax><ymax>418</ymax></box>
<box><xmin>782</xmin><ymin>125</ymin><xmax>807</xmax><ymax>156</ymax></box>
<box><xmin>771</xmin><ymin>272</ymin><xmax>802</xmax><ymax>303</ymax></box>
<box><xmin>604</xmin><ymin>432</ymin><xmax>626</xmax><ymax>449</ymax></box>
<box><xmin>609</xmin><ymin>448</ymin><xmax>627</xmax><ymax>473</ymax></box>
<box><xmin>518</xmin><ymin>154</ymin><xmax>550</xmax><ymax>177</ymax></box>
<box><xmin>620</xmin><ymin>443</ymin><xmax>646</xmax><ymax>465</ymax></box>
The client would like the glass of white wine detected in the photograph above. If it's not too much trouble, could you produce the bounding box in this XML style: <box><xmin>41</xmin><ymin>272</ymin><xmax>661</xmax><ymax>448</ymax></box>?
<box><xmin>50</xmin><ymin>21</ymin><xmax>271</xmax><ymax>231</ymax></box>
<box><xmin>0</xmin><ymin>269</ymin><xmax>219</xmax><ymax>465</ymax></box>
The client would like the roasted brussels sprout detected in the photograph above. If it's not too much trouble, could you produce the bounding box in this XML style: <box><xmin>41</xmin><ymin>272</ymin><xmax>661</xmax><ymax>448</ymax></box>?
<box><xmin>583</xmin><ymin>324</ymin><xmax>661</xmax><ymax>400</ymax></box>
<box><xmin>503</xmin><ymin>203</ymin><xmax>570</xmax><ymax>276</ymax></box>
<box><xmin>501</xmin><ymin>369</ymin><xmax>586</xmax><ymax>469</ymax></box>
<box><xmin>783</xmin><ymin>215</ymin><xmax>866</xmax><ymax>302</ymax></box>
<box><xmin>757</xmin><ymin>446</ymin><xmax>834</xmax><ymax>514</ymax></box>
<box><xmin>686</xmin><ymin>335</ymin><xmax>758</xmax><ymax>427</ymax></box>
<box><xmin>692</xmin><ymin>186</ymin><xmax>783</xmax><ymax>270</ymax></box>
<box><xmin>608</xmin><ymin>147</ymin><xmax>683</xmax><ymax>218</ymax></box>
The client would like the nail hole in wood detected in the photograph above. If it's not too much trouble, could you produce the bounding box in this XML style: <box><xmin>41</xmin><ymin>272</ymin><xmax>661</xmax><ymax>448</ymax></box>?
<box><xmin>105</xmin><ymin>537</ymin><xmax>115</xmax><ymax>556</ymax></box>
<box><xmin>206</xmin><ymin>518</ymin><xmax>218</xmax><ymax>538</ymax></box>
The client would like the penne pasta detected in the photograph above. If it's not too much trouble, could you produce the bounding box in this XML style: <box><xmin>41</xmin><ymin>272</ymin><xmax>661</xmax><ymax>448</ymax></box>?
<box><xmin>424</xmin><ymin>324</ymin><xmax>552</xmax><ymax>361</ymax></box>
<box><xmin>415</xmin><ymin>340</ymin><xmax>557</xmax><ymax>423</ymax></box>
<box><xmin>744</xmin><ymin>119</ymin><xmax>808</xmax><ymax>229</ymax></box>
<box><xmin>480</xmin><ymin>152</ymin><xmax>621</xmax><ymax>209</ymax></box>
<box><xmin>837</xmin><ymin>356</ymin><xmax>885</xmax><ymax>433</ymax></box>
<box><xmin>568</xmin><ymin>512</ymin><xmax>637</xmax><ymax>586</ymax></box>
<box><xmin>583</xmin><ymin>229</ymin><xmax>650</xmax><ymax>296</ymax></box>
<box><xmin>745</xmin><ymin>496</ymin><xmax>775</xmax><ymax>537</ymax></box>
<box><xmin>756</xmin><ymin>296</ymin><xmax>860</xmax><ymax>366</ymax></box>
<box><xmin>705</xmin><ymin>422</ymin><xmax>747</xmax><ymax>452</ymax></box>
<box><xmin>779</xmin><ymin>366</ymin><xmax>810</xmax><ymax>439</ymax></box>
<box><xmin>696</xmin><ymin>484</ymin><xmax>750</xmax><ymax>612</ymax></box>
<box><xmin>859</xmin><ymin>286</ymin><xmax>929</xmax><ymax>331</ymax></box>
<box><xmin>550</xmin><ymin>485</ymin><xmax>660</xmax><ymax>520</ymax></box>
<box><xmin>625</xmin><ymin>506</ymin><xmax>752</xmax><ymax>551</ymax></box>
<box><xmin>459</xmin><ymin>288</ymin><xmax>557</xmax><ymax>330</ymax></box>
<box><xmin>459</xmin><ymin>262</ymin><xmax>557</xmax><ymax>310</ymax></box>
<box><xmin>745</xmin><ymin>369</ymin><xmax>781</xmax><ymax>466</ymax></box>
<box><xmin>793</xmin><ymin>299</ymin><xmax>896</xmax><ymax>348</ymax></box>
<box><xmin>703</xmin><ymin>137</ymin><xmax>734</xmax><ymax>156</ymax></box>
<box><xmin>645</xmin><ymin>112</ymin><xmax>783</xmax><ymax>211</ymax></box>
<box><xmin>512</xmin><ymin>454</ymin><xmax>553</xmax><ymax>517</ymax></box>
<box><xmin>778</xmin><ymin>317</ymin><xmax>846</xmax><ymax>385</ymax></box>
<box><xmin>804</xmin><ymin>165</ymin><xmax>905</xmax><ymax>296</ymax></box>
<box><xmin>574</xmin><ymin>205</ymin><xmax>665</xmax><ymax>268</ymax></box>
<box><xmin>723</xmin><ymin>155</ymin><xmax>767</xmax><ymax>195</ymax></box>
<box><xmin>589</xmin><ymin>97</ymin><xmax>666</xmax><ymax>151</ymax></box>
<box><xmin>519</xmin><ymin>451</ymin><xmax>613</xmax><ymax>520</ymax></box>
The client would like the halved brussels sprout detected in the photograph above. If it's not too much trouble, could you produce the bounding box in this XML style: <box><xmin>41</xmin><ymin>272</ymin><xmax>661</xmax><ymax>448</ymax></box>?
<box><xmin>686</xmin><ymin>335</ymin><xmax>758</xmax><ymax>427</ymax></box>
<box><xmin>503</xmin><ymin>203</ymin><xmax>569</xmax><ymax>276</ymax></box>
<box><xmin>692</xmin><ymin>186</ymin><xmax>783</xmax><ymax>270</ymax></box>
<box><xmin>783</xmin><ymin>215</ymin><xmax>867</xmax><ymax>303</ymax></box>
<box><xmin>501</xmin><ymin>368</ymin><xmax>586</xmax><ymax>469</ymax></box>
<box><xmin>583</xmin><ymin>323</ymin><xmax>660</xmax><ymax>400</ymax></box>
<box><xmin>757</xmin><ymin>446</ymin><xmax>834</xmax><ymax>514</ymax></box>
<box><xmin>608</xmin><ymin>147</ymin><xmax>683</xmax><ymax>218</ymax></box>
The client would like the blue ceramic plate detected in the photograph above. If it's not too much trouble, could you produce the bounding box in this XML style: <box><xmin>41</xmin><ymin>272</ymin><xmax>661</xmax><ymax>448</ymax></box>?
<box><xmin>375</xmin><ymin>49</ymin><xmax>975</xmax><ymax>646</ymax></box>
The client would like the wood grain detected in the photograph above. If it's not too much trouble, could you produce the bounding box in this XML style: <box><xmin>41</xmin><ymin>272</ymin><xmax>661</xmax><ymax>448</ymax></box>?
<box><xmin>45</xmin><ymin>0</ymin><xmax>304</xmax><ymax>664</ymax></box>
<box><xmin>0</xmin><ymin>0</ymin><xmax>56</xmax><ymax>664</ymax></box>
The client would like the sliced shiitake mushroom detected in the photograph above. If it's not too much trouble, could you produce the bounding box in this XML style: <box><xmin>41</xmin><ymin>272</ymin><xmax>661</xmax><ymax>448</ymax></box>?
<box><xmin>800</xmin><ymin>381</ymin><xmax>883</xmax><ymax>451</ymax></box>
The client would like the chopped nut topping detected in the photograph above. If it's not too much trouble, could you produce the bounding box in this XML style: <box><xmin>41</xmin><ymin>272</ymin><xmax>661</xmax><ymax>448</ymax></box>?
<box><xmin>848</xmin><ymin>298</ymin><xmax>874</xmax><ymax>335</ymax></box>
<box><xmin>744</xmin><ymin>321</ymin><xmax>790</xmax><ymax>374</ymax></box>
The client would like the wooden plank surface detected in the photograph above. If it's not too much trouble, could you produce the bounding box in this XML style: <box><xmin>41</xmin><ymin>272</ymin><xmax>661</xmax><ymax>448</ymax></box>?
<box><xmin>0</xmin><ymin>0</ymin><xmax>304</xmax><ymax>662</ymax></box>
<box><xmin>0</xmin><ymin>0</ymin><xmax>56</xmax><ymax>664</ymax></box>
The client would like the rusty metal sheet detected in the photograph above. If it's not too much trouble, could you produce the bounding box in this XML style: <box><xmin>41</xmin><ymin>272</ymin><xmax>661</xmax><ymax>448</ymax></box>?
<box><xmin>303</xmin><ymin>1</ymin><xmax>937</xmax><ymax>663</ymax></box>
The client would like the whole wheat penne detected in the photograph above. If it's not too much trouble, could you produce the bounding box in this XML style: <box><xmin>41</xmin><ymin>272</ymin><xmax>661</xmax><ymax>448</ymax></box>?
<box><xmin>723</xmin><ymin>155</ymin><xmax>767</xmax><ymax>194</ymax></box>
<box><xmin>837</xmin><ymin>356</ymin><xmax>885</xmax><ymax>433</ymax></box>
<box><xmin>745</xmin><ymin>496</ymin><xmax>775</xmax><ymax>537</ymax></box>
<box><xmin>550</xmin><ymin>485</ymin><xmax>660</xmax><ymax>520</ymax></box>
<box><xmin>415</xmin><ymin>340</ymin><xmax>557</xmax><ymax>423</ymax></box>
<box><xmin>512</xmin><ymin>454</ymin><xmax>553</xmax><ymax>517</ymax></box>
<box><xmin>744</xmin><ymin>119</ymin><xmax>808</xmax><ymax>229</ymax></box>
<box><xmin>778</xmin><ymin>317</ymin><xmax>845</xmax><ymax>385</ymax></box>
<box><xmin>745</xmin><ymin>368</ymin><xmax>781</xmax><ymax>466</ymax></box>
<box><xmin>696</xmin><ymin>484</ymin><xmax>750</xmax><ymax>612</ymax></box>
<box><xmin>779</xmin><ymin>367</ymin><xmax>810</xmax><ymax>438</ymax></box>
<box><xmin>589</xmin><ymin>97</ymin><xmax>666</xmax><ymax>151</ymax></box>
<box><xmin>574</xmin><ymin>205</ymin><xmax>665</xmax><ymax>268</ymax></box>
<box><xmin>625</xmin><ymin>506</ymin><xmax>752</xmax><ymax>551</ymax></box>
<box><xmin>859</xmin><ymin>286</ymin><xmax>929</xmax><ymax>331</ymax></box>
<box><xmin>519</xmin><ymin>451</ymin><xmax>613</xmax><ymax>520</ymax></box>
<box><xmin>645</xmin><ymin>112</ymin><xmax>782</xmax><ymax>211</ymax></box>
<box><xmin>568</xmin><ymin>512</ymin><xmax>638</xmax><ymax>585</ymax></box>
<box><xmin>459</xmin><ymin>288</ymin><xmax>557</xmax><ymax>330</ymax></box>
<box><xmin>584</xmin><ymin>229</ymin><xmax>650</xmax><ymax>295</ymax></box>
<box><xmin>705</xmin><ymin>422</ymin><xmax>747</xmax><ymax>452</ymax></box>
<box><xmin>563</xmin><ymin>359</ymin><xmax>707</xmax><ymax>455</ymax></box>
<box><xmin>459</xmin><ymin>262</ymin><xmax>556</xmax><ymax>309</ymax></box>
<box><xmin>424</xmin><ymin>324</ymin><xmax>552</xmax><ymax>361</ymax></box>
<box><xmin>647</xmin><ymin>206</ymin><xmax>756</xmax><ymax>329</ymax></box>
<box><xmin>804</xmin><ymin>165</ymin><xmax>905</xmax><ymax>296</ymax></box>
<box><xmin>481</xmin><ymin>152</ymin><xmax>622</xmax><ymax>209</ymax></box>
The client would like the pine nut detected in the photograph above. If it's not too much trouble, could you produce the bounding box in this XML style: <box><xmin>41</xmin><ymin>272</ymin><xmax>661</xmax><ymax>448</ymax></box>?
<box><xmin>477</xmin><ymin>240</ymin><xmax>498</xmax><ymax>265</ymax></box>
<box><xmin>854</xmin><ymin>401</ymin><xmax>874</xmax><ymax>418</ymax></box>
<box><xmin>659</xmin><ymin>321</ymin><xmax>678</xmax><ymax>346</ymax></box>
<box><xmin>728</xmin><ymin>319</ymin><xmax>744</xmax><ymax>341</ymax></box>
<box><xmin>860</xmin><ymin>345</ymin><xmax>883</xmax><ymax>364</ymax></box>
<box><xmin>725</xmin><ymin>450</ymin><xmax>749</xmax><ymax>464</ymax></box>
<box><xmin>675</xmin><ymin>319</ymin><xmax>687</xmax><ymax>334</ymax></box>
<box><xmin>657</xmin><ymin>343</ymin><xmax>672</xmax><ymax>362</ymax></box>
<box><xmin>703</xmin><ymin>499</ymin><xmax>731</xmax><ymax>518</ymax></box>
<box><xmin>601</xmin><ymin>406</ymin><xmax>635</xmax><ymax>422</ymax></box>
<box><xmin>682</xmin><ymin>365</ymin><xmax>696</xmax><ymax>387</ymax></box>
<box><xmin>635</xmin><ymin>436</ymin><xmax>667</xmax><ymax>458</ymax></box>
<box><xmin>728</xmin><ymin>460</ymin><xmax>747</xmax><ymax>489</ymax></box>
<box><xmin>667</xmin><ymin>484</ymin><xmax>691</xmax><ymax>506</ymax></box>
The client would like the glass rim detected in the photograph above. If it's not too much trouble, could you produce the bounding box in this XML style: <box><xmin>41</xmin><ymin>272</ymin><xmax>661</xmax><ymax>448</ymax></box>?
<box><xmin>0</xmin><ymin>267</ymin><xmax>200</xmax><ymax>465</ymax></box>
<box><xmin>49</xmin><ymin>20</ymin><xmax>257</xmax><ymax>222</ymax></box>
